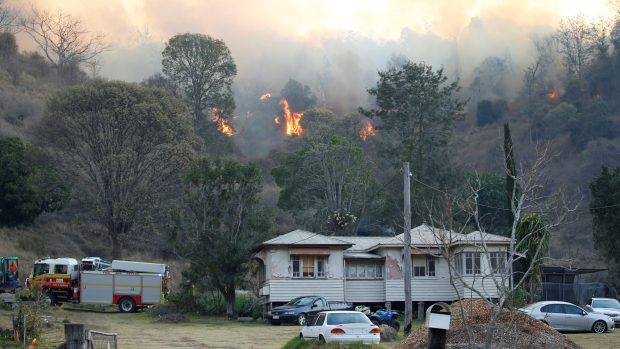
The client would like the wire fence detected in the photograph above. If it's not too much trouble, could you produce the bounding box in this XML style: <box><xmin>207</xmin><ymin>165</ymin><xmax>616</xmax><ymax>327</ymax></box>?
<box><xmin>534</xmin><ymin>281</ymin><xmax>617</xmax><ymax>306</ymax></box>
<box><xmin>88</xmin><ymin>330</ymin><xmax>118</xmax><ymax>349</ymax></box>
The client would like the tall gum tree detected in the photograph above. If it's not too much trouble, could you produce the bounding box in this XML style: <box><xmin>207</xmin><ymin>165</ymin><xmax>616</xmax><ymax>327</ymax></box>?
<box><xmin>162</xmin><ymin>33</ymin><xmax>237</xmax><ymax>134</ymax></box>
<box><xmin>39</xmin><ymin>80</ymin><xmax>195</xmax><ymax>258</ymax></box>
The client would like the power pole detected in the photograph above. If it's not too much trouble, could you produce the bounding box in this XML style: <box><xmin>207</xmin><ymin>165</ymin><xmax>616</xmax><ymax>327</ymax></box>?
<box><xmin>403</xmin><ymin>162</ymin><xmax>413</xmax><ymax>336</ymax></box>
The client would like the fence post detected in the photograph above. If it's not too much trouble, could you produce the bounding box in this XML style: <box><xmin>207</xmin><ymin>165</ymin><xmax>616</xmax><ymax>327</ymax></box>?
<box><xmin>64</xmin><ymin>324</ymin><xmax>87</xmax><ymax>349</ymax></box>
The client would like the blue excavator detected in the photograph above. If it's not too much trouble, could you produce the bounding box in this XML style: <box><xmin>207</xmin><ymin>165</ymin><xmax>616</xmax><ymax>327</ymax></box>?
<box><xmin>0</xmin><ymin>256</ymin><xmax>20</xmax><ymax>293</ymax></box>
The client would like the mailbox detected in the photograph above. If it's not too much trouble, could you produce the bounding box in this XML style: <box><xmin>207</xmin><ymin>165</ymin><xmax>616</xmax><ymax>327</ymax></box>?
<box><xmin>425</xmin><ymin>302</ymin><xmax>451</xmax><ymax>330</ymax></box>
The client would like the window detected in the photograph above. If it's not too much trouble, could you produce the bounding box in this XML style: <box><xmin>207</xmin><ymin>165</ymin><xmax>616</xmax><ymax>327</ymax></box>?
<box><xmin>314</xmin><ymin>313</ymin><xmax>326</xmax><ymax>326</ymax></box>
<box><xmin>345</xmin><ymin>261</ymin><xmax>383</xmax><ymax>279</ymax></box>
<box><xmin>454</xmin><ymin>253</ymin><xmax>463</xmax><ymax>274</ymax></box>
<box><xmin>291</xmin><ymin>255</ymin><xmax>328</xmax><ymax>278</ymax></box>
<box><xmin>563</xmin><ymin>304</ymin><xmax>584</xmax><ymax>315</ymax></box>
<box><xmin>413</xmin><ymin>255</ymin><xmax>437</xmax><ymax>277</ymax></box>
<box><xmin>464</xmin><ymin>252</ymin><xmax>481</xmax><ymax>275</ymax></box>
<box><xmin>541</xmin><ymin>304</ymin><xmax>562</xmax><ymax>313</ymax></box>
<box><xmin>54</xmin><ymin>264</ymin><xmax>68</xmax><ymax>274</ymax></box>
<box><xmin>489</xmin><ymin>252</ymin><xmax>507</xmax><ymax>273</ymax></box>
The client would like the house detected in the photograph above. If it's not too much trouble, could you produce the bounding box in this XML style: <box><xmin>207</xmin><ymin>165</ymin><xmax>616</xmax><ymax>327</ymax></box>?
<box><xmin>254</xmin><ymin>225</ymin><xmax>512</xmax><ymax>310</ymax></box>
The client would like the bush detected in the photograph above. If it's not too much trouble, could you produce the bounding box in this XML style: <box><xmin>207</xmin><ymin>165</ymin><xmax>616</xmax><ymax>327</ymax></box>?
<box><xmin>506</xmin><ymin>287</ymin><xmax>529</xmax><ymax>308</ymax></box>
<box><xmin>234</xmin><ymin>294</ymin><xmax>262</xmax><ymax>319</ymax></box>
<box><xmin>12</xmin><ymin>287</ymin><xmax>49</xmax><ymax>342</ymax></box>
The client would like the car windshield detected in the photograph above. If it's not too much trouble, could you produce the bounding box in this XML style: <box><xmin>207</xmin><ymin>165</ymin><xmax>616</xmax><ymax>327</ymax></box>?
<box><xmin>326</xmin><ymin>313</ymin><xmax>371</xmax><ymax>325</ymax></box>
<box><xmin>287</xmin><ymin>297</ymin><xmax>316</xmax><ymax>306</ymax></box>
<box><xmin>592</xmin><ymin>299</ymin><xmax>620</xmax><ymax>309</ymax></box>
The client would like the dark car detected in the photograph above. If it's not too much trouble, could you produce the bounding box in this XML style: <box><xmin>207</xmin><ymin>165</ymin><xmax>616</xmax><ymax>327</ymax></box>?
<box><xmin>268</xmin><ymin>296</ymin><xmax>351</xmax><ymax>325</ymax></box>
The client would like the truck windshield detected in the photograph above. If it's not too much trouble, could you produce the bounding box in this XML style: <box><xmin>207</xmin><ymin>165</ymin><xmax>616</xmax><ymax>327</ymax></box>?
<box><xmin>593</xmin><ymin>299</ymin><xmax>620</xmax><ymax>309</ymax></box>
<box><xmin>33</xmin><ymin>263</ymin><xmax>49</xmax><ymax>276</ymax></box>
<box><xmin>287</xmin><ymin>297</ymin><xmax>316</xmax><ymax>306</ymax></box>
<box><xmin>54</xmin><ymin>265</ymin><xmax>68</xmax><ymax>274</ymax></box>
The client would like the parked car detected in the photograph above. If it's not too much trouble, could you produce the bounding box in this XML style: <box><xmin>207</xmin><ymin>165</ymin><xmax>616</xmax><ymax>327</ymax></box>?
<box><xmin>268</xmin><ymin>296</ymin><xmax>352</xmax><ymax>325</ymax></box>
<box><xmin>300</xmin><ymin>311</ymin><xmax>381</xmax><ymax>344</ymax></box>
<box><xmin>519</xmin><ymin>301</ymin><xmax>615</xmax><ymax>333</ymax></box>
<box><xmin>585</xmin><ymin>298</ymin><xmax>620</xmax><ymax>325</ymax></box>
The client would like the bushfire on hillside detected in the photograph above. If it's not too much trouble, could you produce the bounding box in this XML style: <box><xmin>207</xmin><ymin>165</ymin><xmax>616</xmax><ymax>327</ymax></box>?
<box><xmin>210</xmin><ymin>108</ymin><xmax>236</xmax><ymax>136</ymax></box>
<box><xmin>359</xmin><ymin>121</ymin><xmax>376</xmax><ymax>141</ymax></box>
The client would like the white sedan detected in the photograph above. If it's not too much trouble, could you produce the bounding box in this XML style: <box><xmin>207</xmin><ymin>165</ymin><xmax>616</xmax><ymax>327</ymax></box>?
<box><xmin>300</xmin><ymin>311</ymin><xmax>381</xmax><ymax>344</ymax></box>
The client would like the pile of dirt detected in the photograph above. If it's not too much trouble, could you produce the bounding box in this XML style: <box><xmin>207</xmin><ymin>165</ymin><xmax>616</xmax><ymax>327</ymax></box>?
<box><xmin>396</xmin><ymin>299</ymin><xmax>582</xmax><ymax>349</ymax></box>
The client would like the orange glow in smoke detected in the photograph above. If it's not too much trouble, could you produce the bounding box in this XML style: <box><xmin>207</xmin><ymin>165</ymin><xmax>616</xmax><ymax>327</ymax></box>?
<box><xmin>259</xmin><ymin>92</ymin><xmax>272</xmax><ymax>100</ymax></box>
<box><xmin>547</xmin><ymin>91</ymin><xmax>559</xmax><ymax>100</ymax></box>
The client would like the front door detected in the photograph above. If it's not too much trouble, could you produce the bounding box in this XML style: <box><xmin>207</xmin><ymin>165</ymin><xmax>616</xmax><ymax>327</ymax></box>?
<box><xmin>562</xmin><ymin>304</ymin><xmax>589</xmax><ymax>331</ymax></box>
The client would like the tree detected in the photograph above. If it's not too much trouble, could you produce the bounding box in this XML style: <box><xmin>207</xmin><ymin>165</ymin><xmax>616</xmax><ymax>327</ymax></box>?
<box><xmin>280</xmin><ymin>79</ymin><xmax>317</xmax><ymax>111</ymax></box>
<box><xmin>0</xmin><ymin>137</ymin><xmax>68</xmax><ymax>226</ymax></box>
<box><xmin>21</xmin><ymin>6</ymin><xmax>108</xmax><ymax>74</ymax></box>
<box><xmin>0</xmin><ymin>0</ymin><xmax>18</xmax><ymax>33</ymax></box>
<box><xmin>555</xmin><ymin>15</ymin><xmax>597</xmax><ymax>82</ymax></box>
<box><xmin>39</xmin><ymin>80</ymin><xmax>194</xmax><ymax>258</ymax></box>
<box><xmin>476</xmin><ymin>99</ymin><xmax>507</xmax><ymax>126</ymax></box>
<box><xmin>522</xmin><ymin>36</ymin><xmax>556</xmax><ymax>121</ymax></box>
<box><xmin>162</xmin><ymin>33</ymin><xmax>237</xmax><ymax>131</ymax></box>
<box><xmin>272</xmin><ymin>134</ymin><xmax>373</xmax><ymax>234</ymax></box>
<box><xmin>179</xmin><ymin>158</ymin><xmax>271</xmax><ymax>319</ymax></box>
<box><xmin>590</xmin><ymin>166</ymin><xmax>620</xmax><ymax>280</ymax></box>
<box><xmin>515</xmin><ymin>213</ymin><xmax>549</xmax><ymax>303</ymax></box>
<box><xmin>503</xmin><ymin>123</ymin><xmax>518</xmax><ymax>229</ymax></box>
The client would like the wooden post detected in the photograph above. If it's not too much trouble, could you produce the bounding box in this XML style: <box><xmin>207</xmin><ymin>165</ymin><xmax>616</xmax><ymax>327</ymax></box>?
<box><xmin>427</xmin><ymin>328</ymin><xmax>447</xmax><ymax>349</ymax></box>
<box><xmin>403</xmin><ymin>162</ymin><xmax>413</xmax><ymax>336</ymax></box>
<box><xmin>64</xmin><ymin>324</ymin><xmax>87</xmax><ymax>349</ymax></box>
<box><xmin>417</xmin><ymin>301</ymin><xmax>425</xmax><ymax>320</ymax></box>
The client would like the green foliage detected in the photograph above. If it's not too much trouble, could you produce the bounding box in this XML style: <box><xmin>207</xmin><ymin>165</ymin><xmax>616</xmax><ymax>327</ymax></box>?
<box><xmin>0</xmin><ymin>137</ymin><xmax>68</xmax><ymax>226</ymax></box>
<box><xmin>590</xmin><ymin>166</ymin><xmax>620</xmax><ymax>279</ymax></box>
<box><xmin>40</xmin><ymin>80</ymin><xmax>195</xmax><ymax>258</ymax></box>
<box><xmin>178</xmin><ymin>157</ymin><xmax>271</xmax><ymax>318</ymax></box>
<box><xmin>281</xmin><ymin>79</ymin><xmax>317</xmax><ymax>111</ymax></box>
<box><xmin>506</xmin><ymin>287</ymin><xmax>530</xmax><ymax>309</ymax></box>
<box><xmin>272</xmin><ymin>134</ymin><xmax>373</xmax><ymax>234</ymax></box>
<box><xmin>282</xmin><ymin>337</ymin><xmax>384</xmax><ymax>349</ymax></box>
<box><xmin>515</xmin><ymin>213</ymin><xmax>549</xmax><ymax>300</ymax></box>
<box><xmin>12</xmin><ymin>287</ymin><xmax>50</xmax><ymax>342</ymax></box>
<box><xmin>476</xmin><ymin>99</ymin><xmax>507</xmax><ymax>126</ymax></box>
<box><xmin>162</xmin><ymin>33</ymin><xmax>237</xmax><ymax>131</ymax></box>
<box><xmin>474</xmin><ymin>174</ymin><xmax>511</xmax><ymax>235</ymax></box>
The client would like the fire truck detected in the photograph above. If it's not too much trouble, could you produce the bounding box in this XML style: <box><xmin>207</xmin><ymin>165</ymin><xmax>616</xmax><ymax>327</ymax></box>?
<box><xmin>28</xmin><ymin>257</ymin><xmax>168</xmax><ymax>312</ymax></box>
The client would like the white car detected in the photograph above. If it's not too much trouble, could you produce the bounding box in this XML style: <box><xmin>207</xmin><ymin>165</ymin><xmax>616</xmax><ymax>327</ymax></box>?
<box><xmin>519</xmin><ymin>301</ymin><xmax>615</xmax><ymax>333</ymax></box>
<box><xmin>299</xmin><ymin>311</ymin><xmax>381</xmax><ymax>344</ymax></box>
<box><xmin>585</xmin><ymin>298</ymin><xmax>620</xmax><ymax>325</ymax></box>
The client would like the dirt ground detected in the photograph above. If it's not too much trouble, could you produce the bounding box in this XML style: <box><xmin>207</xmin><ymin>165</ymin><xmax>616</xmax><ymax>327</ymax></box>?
<box><xmin>0</xmin><ymin>306</ymin><xmax>618</xmax><ymax>349</ymax></box>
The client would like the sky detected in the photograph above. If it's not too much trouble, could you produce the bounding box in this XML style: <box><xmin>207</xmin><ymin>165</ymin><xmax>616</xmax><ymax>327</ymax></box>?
<box><xmin>8</xmin><ymin>0</ymin><xmax>616</xmax><ymax>157</ymax></box>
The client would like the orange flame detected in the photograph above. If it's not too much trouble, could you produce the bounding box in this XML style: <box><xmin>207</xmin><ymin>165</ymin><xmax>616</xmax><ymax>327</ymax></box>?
<box><xmin>359</xmin><ymin>121</ymin><xmax>376</xmax><ymax>141</ymax></box>
<box><xmin>274</xmin><ymin>116</ymin><xmax>280</xmax><ymax>124</ymax></box>
<box><xmin>278</xmin><ymin>98</ymin><xmax>303</xmax><ymax>136</ymax></box>
<box><xmin>547</xmin><ymin>91</ymin><xmax>559</xmax><ymax>100</ymax></box>
<box><xmin>210</xmin><ymin>108</ymin><xmax>236</xmax><ymax>137</ymax></box>
<box><xmin>259</xmin><ymin>92</ymin><xmax>272</xmax><ymax>100</ymax></box>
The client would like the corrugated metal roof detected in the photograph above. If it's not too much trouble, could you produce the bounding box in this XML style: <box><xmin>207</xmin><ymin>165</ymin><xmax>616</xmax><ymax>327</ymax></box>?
<box><xmin>343</xmin><ymin>252</ymin><xmax>385</xmax><ymax>259</ymax></box>
<box><xmin>262</xmin><ymin>229</ymin><xmax>352</xmax><ymax>246</ymax></box>
<box><xmin>335</xmin><ymin>236</ymin><xmax>387</xmax><ymax>252</ymax></box>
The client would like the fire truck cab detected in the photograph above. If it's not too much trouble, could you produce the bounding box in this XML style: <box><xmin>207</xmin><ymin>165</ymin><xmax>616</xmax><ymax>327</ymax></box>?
<box><xmin>28</xmin><ymin>257</ymin><xmax>79</xmax><ymax>304</ymax></box>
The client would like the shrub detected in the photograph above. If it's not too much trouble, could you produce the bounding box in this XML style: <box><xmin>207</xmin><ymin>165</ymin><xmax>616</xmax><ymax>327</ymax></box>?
<box><xmin>282</xmin><ymin>337</ymin><xmax>383</xmax><ymax>349</ymax></box>
<box><xmin>234</xmin><ymin>294</ymin><xmax>262</xmax><ymax>319</ymax></box>
<box><xmin>506</xmin><ymin>287</ymin><xmax>529</xmax><ymax>308</ymax></box>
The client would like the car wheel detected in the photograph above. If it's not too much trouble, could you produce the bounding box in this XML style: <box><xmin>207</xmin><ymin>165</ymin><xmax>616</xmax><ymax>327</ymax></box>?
<box><xmin>297</xmin><ymin>313</ymin><xmax>307</xmax><ymax>326</ymax></box>
<box><xmin>592</xmin><ymin>320</ymin><xmax>607</xmax><ymax>334</ymax></box>
<box><xmin>390</xmin><ymin>319</ymin><xmax>401</xmax><ymax>332</ymax></box>
<box><xmin>118</xmin><ymin>296</ymin><xmax>136</xmax><ymax>313</ymax></box>
<box><xmin>318</xmin><ymin>335</ymin><xmax>326</xmax><ymax>344</ymax></box>
<box><xmin>299</xmin><ymin>333</ymin><xmax>303</xmax><ymax>339</ymax></box>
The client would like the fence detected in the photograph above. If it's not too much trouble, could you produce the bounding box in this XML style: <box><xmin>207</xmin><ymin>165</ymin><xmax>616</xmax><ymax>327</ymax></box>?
<box><xmin>534</xmin><ymin>281</ymin><xmax>617</xmax><ymax>306</ymax></box>
<box><xmin>88</xmin><ymin>330</ymin><xmax>118</xmax><ymax>349</ymax></box>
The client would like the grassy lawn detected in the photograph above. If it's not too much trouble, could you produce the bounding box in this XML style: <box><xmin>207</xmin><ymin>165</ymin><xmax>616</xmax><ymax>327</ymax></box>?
<box><xmin>565</xmin><ymin>329</ymin><xmax>620</xmax><ymax>349</ymax></box>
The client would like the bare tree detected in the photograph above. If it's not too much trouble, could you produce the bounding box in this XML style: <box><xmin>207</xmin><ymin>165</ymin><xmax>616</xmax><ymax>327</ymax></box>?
<box><xmin>0</xmin><ymin>0</ymin><xmax>18</xmax><ymax>33</ymax></box>
<box><xmin>522</xmin><ymin>35</ymin><xmax>556</xmax><ymax>120</ymax></box>
<box><xmin>555</xmin><ymin>15</ymin><xmax>597</xmax><ymax>82</ymax></box>
<box><xmin>21</xmin><ymin>6</ymin><xmax>108</xmax><ymax>73</ymax></box>
<box><xmin>419</xmin><ymin>144</ymin><xmax>578</xmax><ymax>349</ymax></box>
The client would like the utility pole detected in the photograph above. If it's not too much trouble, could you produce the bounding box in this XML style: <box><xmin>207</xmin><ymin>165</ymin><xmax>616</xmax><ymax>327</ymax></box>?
<box><xmin>403</xmin><ymin>162</ymin><xmax>413</xmax><ymax>336</ymax></box>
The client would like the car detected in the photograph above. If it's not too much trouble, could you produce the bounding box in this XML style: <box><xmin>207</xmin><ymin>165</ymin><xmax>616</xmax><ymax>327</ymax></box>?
<box><xmin>585</xmin><ymin>298</ymin><xmax>620</xmax><ymax>325</ymax></box>
<box><xmin>299</xmin><ymin>311</ymin><xmax>381</xmax><ymax>344</ymax></box>
<box><xmin>519</xmin><ymin>301</ymin><xmax>615</xmax><ymax>333</ymax></box>
<box><xmin>268</xmin><ymin>296</ymin><xmax>351</xmax><ymax>325</ymax></box>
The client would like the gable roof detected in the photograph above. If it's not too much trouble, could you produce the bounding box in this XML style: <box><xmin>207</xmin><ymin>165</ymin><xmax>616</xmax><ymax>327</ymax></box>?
<box><xmin>262</xmin><ymin>229</ymin><xmax>352</xmax><ymax>247</ymax></box>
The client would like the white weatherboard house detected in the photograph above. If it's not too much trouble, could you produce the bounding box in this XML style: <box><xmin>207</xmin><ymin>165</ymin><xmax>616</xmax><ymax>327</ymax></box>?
<box><xmin>254</xmin><ymin>225</ymin><xmax>512</xmax><ymax>309</ymax></box>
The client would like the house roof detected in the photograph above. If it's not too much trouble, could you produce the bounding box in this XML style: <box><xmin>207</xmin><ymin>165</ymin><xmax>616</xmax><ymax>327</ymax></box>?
<box><xmin>456</xmin><ymin>231</ymin><xmax>513</xmax><ymax>244</ymax></box>
<box><xmin>335</xmin><ymin>236</ymin><xmax>387</xmax><ymax>252</ymax></box>
<box><xmin>261</xmin><ymin>229</ymin><xmax>352</xmax><ymax>247</ymax></box>
<box><xmin>384</xmin><ymin>225</ymin><xmax>461</xmax><ymax>246</ymax></box>
<box><xmin>343</xmin><ymin>252</ymin><xmax>385</xmax><ymax>259</ymax></box>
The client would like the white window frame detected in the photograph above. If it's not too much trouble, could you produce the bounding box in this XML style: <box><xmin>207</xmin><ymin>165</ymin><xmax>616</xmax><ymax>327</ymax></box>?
<box><xmin>412</xmin><ymin>255</ymin><xmax>437</xmax><ymax>277</ymax></box>
<box><xmin>291</xmin><ymin>255</ymin><xmax>328</xmax><ymax>279</ymax></box>
<box><xmin>489</xmin><ymin>251</ymin><xmax>508</xmax><ymax>274</ymax></box>
<box><xmin>464</xmin><ymin>252</ymin><xmax>481</xmax><ymax>275</ymax></box>
<box><xmin>345</xmin><ymin>261</ymin><xmax>383</xmax><ymax>279</ymax></box>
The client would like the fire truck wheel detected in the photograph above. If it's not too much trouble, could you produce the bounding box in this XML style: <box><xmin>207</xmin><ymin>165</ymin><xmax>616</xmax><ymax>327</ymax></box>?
<box><xmin>118</xmin><ymin>297</ymin><xmax>137</xmax><ymax>313</ymax></box>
